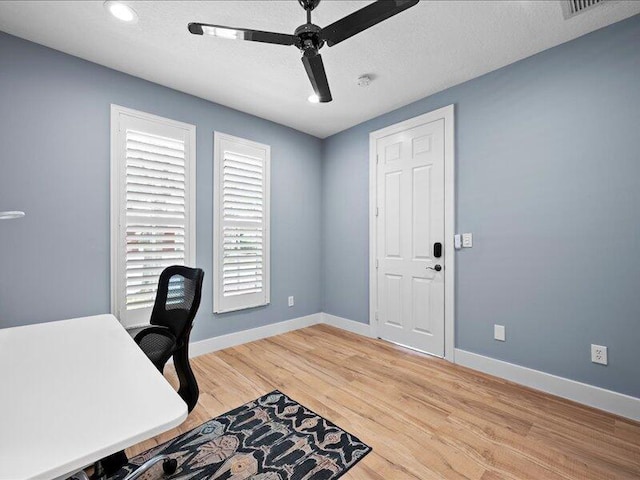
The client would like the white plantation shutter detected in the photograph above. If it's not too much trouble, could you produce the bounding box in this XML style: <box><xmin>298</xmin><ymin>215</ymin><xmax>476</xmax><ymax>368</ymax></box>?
<box><xmin>111</xmin><ymin>106</ymin><xmax>196</xmax><ymax>327</ymax></box>
<box><xmin>214</xmin><ymin>133</ymin><xmax>270</xmax><ymax>313</ymax></box>
<box><xmin>125</xmin><ymin>130</ymin><xmax>186</xmax><ymax>311</ymax></box>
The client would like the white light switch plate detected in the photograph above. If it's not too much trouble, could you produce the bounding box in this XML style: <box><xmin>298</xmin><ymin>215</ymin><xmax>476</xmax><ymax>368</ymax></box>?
<box><xmin>454</xmin><ymin>234</ymin><xmax>462</xmax><ymax>250</ymax></box>
<box><xmin>494</xmin><ymin>324</ymin><xmax>506</xmax><ymax>341</ymax></box>
<box><xmin>288</xmin><ymin>296</ymin><xmax>294</xmax><ymax>307</ymax></box>
<box><xmin>462</xmin><ymin>233</ymin><xmax>473</xmax><ymax>248</ymax></box>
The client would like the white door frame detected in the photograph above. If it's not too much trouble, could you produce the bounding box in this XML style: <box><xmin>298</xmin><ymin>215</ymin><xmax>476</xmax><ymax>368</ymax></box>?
<box><xmin>369</xmin><ymin>104</ymin><xmax>456</xmax><ymax>362</ymax></box>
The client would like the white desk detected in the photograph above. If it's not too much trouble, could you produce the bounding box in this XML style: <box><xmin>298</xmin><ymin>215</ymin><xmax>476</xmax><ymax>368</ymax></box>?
<box><xmin>0</xmin><ymin>314</ymin><xmax>187</xmax><ymax>480</ymax></box>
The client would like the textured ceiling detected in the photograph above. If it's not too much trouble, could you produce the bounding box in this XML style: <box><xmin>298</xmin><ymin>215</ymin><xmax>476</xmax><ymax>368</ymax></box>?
<box><xmin>1</xmin><ymin>1</ymin><xmax>639</xmax><ymax>138</ymax></box>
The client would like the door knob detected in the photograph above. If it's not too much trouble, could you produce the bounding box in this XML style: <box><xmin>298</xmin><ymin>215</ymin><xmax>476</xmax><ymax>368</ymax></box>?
<box><xmin>427</xmin><ymin>264</ymin><xmax>442</xmax><ymax>272</ymax></box>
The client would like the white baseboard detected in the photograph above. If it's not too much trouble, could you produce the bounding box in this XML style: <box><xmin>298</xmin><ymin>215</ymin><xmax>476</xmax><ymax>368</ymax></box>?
<box><xmin>321</xmin><ymin>313</ymin><xmax>374</xmax><ymax>337</ymax></box>
<box><xmin>188</xmin><ymin>313</ymin><xmax>322</xmax><ymax>358</ymax></box>
<box><xmin>455</xmin><ymin>349</ymin><xmax>640</xmax><ymax>421</ymax></box>
<box><xmin>186</xmin><ymin>312</ymin><xmax>372</xmax><ymax>359</ymax></box>
<box><xmin>183</xmin><ymin>313</ymin><xmax>639</xmax><ymax>421</ymax></box>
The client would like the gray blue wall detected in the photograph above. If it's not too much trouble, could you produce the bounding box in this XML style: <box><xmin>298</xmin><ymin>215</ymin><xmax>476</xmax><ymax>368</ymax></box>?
<box><xmin>321</xmin><ymin>14</ymin><xmax>640</xmax><ymax>398</ymax></box>
<box><xmin>0</xmin><ymin>32</ymin><xmax>322</xmax><ymax>342</ymax></box>
<box><xmin>2</xmin><ymin>14</ymin><xmax>640</xmax><ymax>398</ymax></box>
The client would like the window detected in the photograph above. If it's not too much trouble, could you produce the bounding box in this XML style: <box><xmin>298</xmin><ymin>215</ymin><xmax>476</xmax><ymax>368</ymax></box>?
<box><xmin>111</xmin><ymin>105</ymin><xmax>196</xmax><ymax>328</ymax></box>
<box><xmin>213</xmin><ymin>132</ymin><xmax>270</xmax><ymax>313</ymax></box>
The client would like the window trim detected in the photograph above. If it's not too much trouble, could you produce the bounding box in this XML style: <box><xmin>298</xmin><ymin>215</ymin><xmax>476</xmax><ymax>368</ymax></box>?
<box><xmin>110</xmin><ymin>104</ymin><xmax>196</xmax><ymax>328</ymax></box>
<box><xmin>213</xmin><ymin>131</ymin><xmax>271</xmax><ymax>314</ymax></box>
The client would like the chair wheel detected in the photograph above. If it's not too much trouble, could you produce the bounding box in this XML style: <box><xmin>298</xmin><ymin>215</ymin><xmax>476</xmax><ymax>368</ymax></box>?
<box><xmin>162</xmin><ymin>458</ymin><xmax>178</xmax><ymax>475</ymax></box>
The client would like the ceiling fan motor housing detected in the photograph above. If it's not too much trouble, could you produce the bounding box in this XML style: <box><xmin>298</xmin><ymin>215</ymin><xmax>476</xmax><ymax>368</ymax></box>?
<box><xmin>294</xmin><ymin>23</ymin><xmax>324</xmax><ymax>51</ymax></box>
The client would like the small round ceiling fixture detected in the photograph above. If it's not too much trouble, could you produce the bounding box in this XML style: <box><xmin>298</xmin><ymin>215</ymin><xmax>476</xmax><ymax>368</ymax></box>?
<box><xmin>104</xmin><ymin>1</ymin><xmax>138</xmax><ymax>23</ymax></box>
<box><xmin>357</xmin><ymin>75</ymin><xmax>372</xmax><ymax>87</ymax></box>
<box><xmin>308</xmin><ymin>94</ymin><xmax>320</xmax><ymax>104</ymax></box>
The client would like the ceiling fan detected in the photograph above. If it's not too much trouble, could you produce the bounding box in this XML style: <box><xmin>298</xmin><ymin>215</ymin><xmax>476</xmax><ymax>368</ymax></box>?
<box><xmin>188</xmin><ymin>0</ymin><xmax>419</xmax><ymax>103</ymax></box>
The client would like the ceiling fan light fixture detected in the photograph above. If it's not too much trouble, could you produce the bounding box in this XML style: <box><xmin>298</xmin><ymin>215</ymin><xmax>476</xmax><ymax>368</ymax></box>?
<box><xmin>104</xmin><ymin>1</ymin><xmax>138</xmax><ymax>23</ymax></box>
<box><xmin>201</xmin><ymin>26</ymin><xmax>244</xmax><ymax>40</ymax></box>
<box><xmin>308</xmin><ymin>94</ymin><xmax>320</xmax><ymax>103</ymax></box>
<box><xmin>0</xmin><ymin>211</ymin><xmax>25</xmax><ymax>220</ymax></box>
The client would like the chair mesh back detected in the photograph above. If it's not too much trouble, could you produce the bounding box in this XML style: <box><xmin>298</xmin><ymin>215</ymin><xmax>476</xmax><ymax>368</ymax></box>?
<box><xmin>166</xmin><ymin>275</ymin><xmax>196</xmax><ymax>311</ymax></box>
<box><xmin>151</xmin><ymin>266</ymin><xmax>204</xmax><ymax>341</ymax></box>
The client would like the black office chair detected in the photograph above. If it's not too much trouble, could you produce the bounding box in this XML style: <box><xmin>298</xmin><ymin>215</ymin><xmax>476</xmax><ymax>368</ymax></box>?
<box><xmin>134</xmin><ymin>265</ymin><xmax>204</xmax><ymax>412</ymax></box>
<box><xmin>98</xmin><ymin>266</ymin><xmax>204</xmax><ymax>479</ymax></box>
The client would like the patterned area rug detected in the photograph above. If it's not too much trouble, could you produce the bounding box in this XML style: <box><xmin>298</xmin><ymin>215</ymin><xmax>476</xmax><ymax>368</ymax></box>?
<box><xmin>110</xmin><ymin>390</ymin><xmax>371</xmax><ymax>480</ymax></box>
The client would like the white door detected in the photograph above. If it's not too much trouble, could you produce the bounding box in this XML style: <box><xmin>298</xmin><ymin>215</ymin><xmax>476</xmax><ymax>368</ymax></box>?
<box><xmin>375</xmin><ymin>118</ymin><xmax>445</xmax><ymax>356</ymax></box>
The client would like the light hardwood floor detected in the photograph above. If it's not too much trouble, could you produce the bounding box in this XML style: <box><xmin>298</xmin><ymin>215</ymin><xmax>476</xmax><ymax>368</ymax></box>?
<box><xmin>129</xmin><ymin>324</ymin><xmax>640</xmax><ymax>479</ymax></box>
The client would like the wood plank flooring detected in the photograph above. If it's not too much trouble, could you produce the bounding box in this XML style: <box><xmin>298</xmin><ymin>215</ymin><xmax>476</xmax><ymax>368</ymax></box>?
<box><xmin>128</xmin><ymin>324</ymin><xmax>640</xmax><ymax>479</ymax></box>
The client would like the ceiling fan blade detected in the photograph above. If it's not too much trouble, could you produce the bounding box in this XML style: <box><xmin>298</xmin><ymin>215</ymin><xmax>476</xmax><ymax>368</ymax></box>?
<box><xmin>321</xmin><ymin>0</ymin><xmax>419</xmax><ymax>47</ymax></box>
<box><xmin>301</xmin><ymin>50</ymin><xmax>332</xmax><ymax>103</ymax></box>
<box><xmin>188</xmin><ymin>23</ymin><xmax>297</xmax><ymax>46</ymax></box>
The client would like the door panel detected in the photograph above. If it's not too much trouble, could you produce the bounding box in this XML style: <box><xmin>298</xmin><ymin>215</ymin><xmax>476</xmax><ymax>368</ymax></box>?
<box><xmin>412</xmin><ymin>165</ymin><xmax>431</xmax><ymax>260</ymax></box>
<box><xmin>376</xmin><ymin>119</ymin><xmax>445</xmax><ymax>356</ymax></box>
<box><xmin>411</xmin><ymin>276</ymin><xmax>432</xmax><ymax>334</ymax></box>
<box><xmin>385</xmin><ymin>142</ymin><xmax>401</xmax><ymax>162</ymax></box>
<box><xmin>384</xmin><ymin>171</ymin><xmax>402</xmax><ymax>258</ymax></box>
<box><xmin>384</xmin><ymin>274</ymin><xmax>403</xmax><ymax>328</ymax></box>
<box><xmin>412</xmin><ymin>134</ymin><xmax>432</xmax><ymax>156</ymax></box>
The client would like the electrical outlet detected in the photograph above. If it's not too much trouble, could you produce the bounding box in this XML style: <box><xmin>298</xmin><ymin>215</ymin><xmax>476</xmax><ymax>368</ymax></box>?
<box><xmin>494</xmin><ymin>324</ymin><xmax>506</xmax><ymax>341</ymax></box>
<box><xmin>288</xmin><ymin>296</ymin><xmax>294</xmax><ymax>307</ymax></box>
<box><xmin>591</xmin><ymin>344</ymin><xmax>608</xmax><ymax>365</ymax></box>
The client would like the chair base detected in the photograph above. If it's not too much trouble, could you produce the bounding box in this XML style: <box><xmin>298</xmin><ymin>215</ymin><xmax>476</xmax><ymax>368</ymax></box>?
<box><xmin>100</xmin><ymin>450</ymin><xmax>129</xmax><ymax>476</ymax></box>
<box><xmin>67</xmin><ymin>471</ymin><xmax>90</xmax><ymax>480</ymax></box>
<box><xmin>122</xmin><ymin>454</ymin><xmax>177</xmax><ymax>480</ymax></box>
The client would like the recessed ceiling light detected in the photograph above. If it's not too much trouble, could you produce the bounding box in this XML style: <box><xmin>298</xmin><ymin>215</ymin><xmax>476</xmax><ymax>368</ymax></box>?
<box><xmin>104</xmin><ymin>1</ymin><xmax>138</xmax><ymax>23</ymax></box>
<box><xmin>308</xmin><ymin>94</ymin><xmax>320</xmax><ymax>104</ymax></box>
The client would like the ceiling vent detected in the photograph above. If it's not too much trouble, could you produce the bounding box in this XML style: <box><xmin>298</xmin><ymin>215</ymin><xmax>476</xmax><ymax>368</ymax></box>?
<box><xmin>563</xmin><ymin>0</ymin><xmax>609</xmax><ymax>19</ymax></box>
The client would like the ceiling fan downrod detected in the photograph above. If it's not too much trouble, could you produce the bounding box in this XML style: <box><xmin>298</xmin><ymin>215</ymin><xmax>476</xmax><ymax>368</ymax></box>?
<box><xmin>295</xmin><ymin>0</ymin><xmax>323</xmax><ymax>53</ymax></box>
